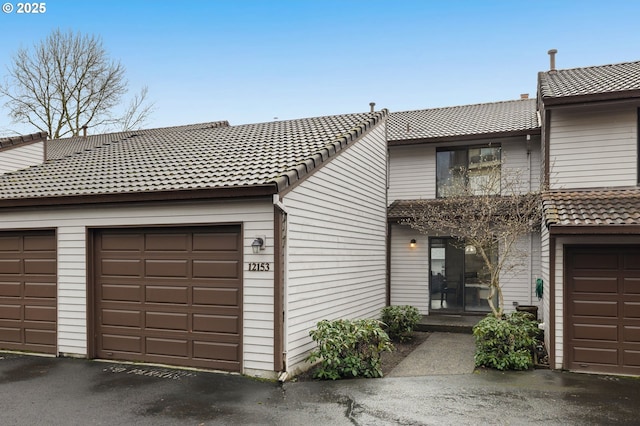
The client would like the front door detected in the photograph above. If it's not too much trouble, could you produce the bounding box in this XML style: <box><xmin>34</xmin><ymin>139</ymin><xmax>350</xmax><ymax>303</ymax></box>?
<box><xmin>429</xmin><ymin>237</ymin><xmax>495</xmax><ymax>313</ymax></box>
<box><xmin>430</xmin><ymin>238</ymin><xmax>464</xmax><ymax>312</ymax></box>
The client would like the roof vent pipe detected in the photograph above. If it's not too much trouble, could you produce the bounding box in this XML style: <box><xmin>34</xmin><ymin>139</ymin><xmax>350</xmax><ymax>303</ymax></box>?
<box><xmin>369</xmin><ymin>102</ymin><xmax>375</xmax><ymax>113</ymax></box>
<box><xmin>82</xmin><ymin>125</ymin><xmax>88</xmax><ymax>138</ymax></box>
<box><xmin>548</xmin><ymin>49</ymin><xmax>558</xmax><ymax>73</ymax></box>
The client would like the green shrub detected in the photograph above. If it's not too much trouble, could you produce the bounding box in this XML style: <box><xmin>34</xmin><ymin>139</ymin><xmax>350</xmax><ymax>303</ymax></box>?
<box><xmin>473</xmin><ymin>311</ymin><xmax>540</xmax><ymax>371</ymax></box>
<box><xmin>306</xmin><ymin>319</ymin><xmax>394</xmax><ymax>380</ymax></box>
<box><xmin>381</xmin><ymin>305</ymin><xmax>422</xmax><ymax>342</ymax></box>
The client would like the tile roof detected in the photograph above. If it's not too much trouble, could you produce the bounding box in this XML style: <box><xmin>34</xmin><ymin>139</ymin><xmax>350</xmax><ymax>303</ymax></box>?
<box><xmin>388</xmin><ymin>98</ymin><xmax>539</xmax><ymax>143</ymax></box>
<box><xmin>0</xmin><ymin>112</ymin><xmax>385</xmax><ymax>204</ymax></box>
<box><xmin>539</xmin><ymin>60</ymin><xmax>640</xmax><ymax>102</ymax></box>
<box><xmin>542</xmin><ymin>188</ymin><xmax>640</xmax><ymax>228</ymax></box>
<box><xmin>46</xmin><ymin>121</ymin><xmax>230</xmax><ymax>160</ymax></box>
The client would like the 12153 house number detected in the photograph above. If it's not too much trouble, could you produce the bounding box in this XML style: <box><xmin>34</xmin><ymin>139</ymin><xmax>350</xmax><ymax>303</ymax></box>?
<box><xmin>248</xmin><ymin>262</ymin><xmax>270</xmax><ymax>271</ymax></box>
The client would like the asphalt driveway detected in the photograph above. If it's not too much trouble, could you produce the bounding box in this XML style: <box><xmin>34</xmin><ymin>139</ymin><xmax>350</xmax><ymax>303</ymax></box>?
<box><xmin>0</xmin><ymin>352</ymin><xmax>638</xmax><ymax>425</ymax></box>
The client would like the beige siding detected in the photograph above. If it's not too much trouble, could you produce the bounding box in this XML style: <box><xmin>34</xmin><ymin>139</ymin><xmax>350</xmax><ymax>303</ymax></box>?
<box><xmin>389</xmin><ymin>223</ymin><xmax>429</xmax><ymax>314</ymax></box>
<box><xmin>283</xmin><ymin>124</ymin><xmax>388</xmax><ymax>372</ymax></box>
<box><xmin>388</xmin><ymin>136</ymin><xmax>540</xmax><ymax>204</ymax></box>
<box><xmin>388</xmin><ymin>144</ymin><xmax>436</xmax><ymax>202</ymax></box>
<box><xmin>500</xmin><ymin>232</ymin><xmax>541</xmax><ymax>312</ymax></box>
<box><xmin>0</xmin><ymin>142</ymin><xmax>44</xmax><ymax>174</ymax></box>
<box><xmin>549</xmin><ymin>106</ymin><xmax>637</xmax><ymax>189</ymax></box>
<box><xmin>0</xmin><ymin>199</ymin><xmax>276</xmax><ymax>375</ymax></box>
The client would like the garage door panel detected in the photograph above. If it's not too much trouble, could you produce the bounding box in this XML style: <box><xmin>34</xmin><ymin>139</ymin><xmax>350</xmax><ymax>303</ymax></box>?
<box><xmin>24</xmin><ymin>259</ymin><xmax>56</xmax><ymax>275</ymax></box>
<box><xmin>572</xmin><ymin>300</ymin><xmax>618</xmax><ymax>317</ymax></box>
<box><xmin>623</xmin><ymin>302</ymin><xmax>640</xmax><ymax>318</ymax></box>
<box><xmin>102</xmin><ymin>259</ymin><xmax>142</xmax><ymax>277</ymax></box>
<box><xmin>25</xmin><ymin>328</ymin><xmax>56</xmax><ymax>345</ymax></box>
<box><xmin>0</xmin><ymin>259</ymin><xmax>21</xmax><ymax>274</ymax></box>
<box><xmin>101</xmin><ymin>234</ymin><xmax>142</xmax><ymax>251</ymax></box>
<box><xmin>193</xmin><ymin>260</ymin><xmax>239</xmax><ymax>279</ymax></box>
<box><xmin>25</xmin><ymin>305</ymin><xmax>56</xmax><ymax>322</ymax></box>
<box><xmin>623</xmin><ymin>326</ymin><xmax>640</xmax><ymax>342</ymax></box>
<box><xmin>145</xmin><ymin>233</ymin><xmax>189</xmax><ymax>251</ymax></box>
<box><xmin>572</xmin><ymin>253</ymin><xmax>619</xmax><ymax>269</ymax></box>
<box><xmin>145</xmin><ymin>259</ymin><xmax>188</xmax><ymax>278</ymax></box>
<box><xmin>0</xmin><ymin>236</ymin><xmax>21</xmax><ymax>251</ymax></box>
<box><xmin>24</xmin><ymin>282</ymin><xmax>56</xmax><ymax>299</ymax></box>
<box><xmin>623</xmin><ymin>350</ymin><xmax>640</xmax><ymax>367</ymax></box>
<box><xmin>23</xmin><ymin>235</ymin><xmax>56</xmax><ymax>251</ymax></box>
<box><xmin>572</xmin><ymin>277</ymin><xmax>618</xmax><ymax>294</ymax></box>
<box><xmin>101</xmin><ymin>284</ymin><xmax>141</xmax><ymax>302</ymax></box>
<box><xmin>0</xmin><ymin>326</ymin><xmax>21</xmax><ymax>343</ymax></box>
<box><xmin>146</xmin><ymin>337</ymin><xmax>188</xmax><ymax>357</ymax></box>
<box><xmin>573</xmin><ymin>346</ymin><xmax>619</xmax><ymax>365</ymax></box>
<box><xmin>623</xmin><ymin>254</ymin><xmax>640</xmax><ymax>269</ymax></box>
<box><xmin>193</xmin><ymin>341</ymin><xmax>239</xmax><ymax>362</ymax></box>
<box><xmin>624</xmin><ymin>278</ymin><xmax>640</xmax><ymax>294</ymax></box>
<box><xmin>102</xmin><ymin>334</ymin><xmax>142</xmax><ymax>353</ymax></box>
<box><xmin>0</xmin><ymin>282</ymin><xmax>21</xmax><ymax>297</ymax></box>
<box><xmin>0</xmin><ymin>304</ymin><xmax>21</xmax><ymax>320</ymax></box>
<box><xmin>95</xmin><ymin>226</ymin><xmax>242</xmax><ymax>372</ymax></box>
<box><xmin>193</xmin><ymin>232</ymin><xmax>239</xmax><ymax>251</ymax></box>
<box><xmin>146</xmin><ymin>312</ymin><xmax>188</xmax><ymax>331</ymax></box>
<box><xmin>193</xmin><ymin>314</ymin><xmax>239</xmax><ymax>334</ymax></box>
<box><xmin>102</xmin><ymin>309</ymin><xmax>142</xmax><ymax>328</ymax></box>
<box><xmin>572</xmin><ymin>323</ymin><xmax>618</xmax><ymax>341</ymax></box>
<box><xmin>145</xmin><ymin>286</ymin><xmax>189</xmax><ymax>304</ymax></box>
<box><xmin>192</xmin><ymin>287</ymin><xmax>238</xmax><ymax>306</ymax></box>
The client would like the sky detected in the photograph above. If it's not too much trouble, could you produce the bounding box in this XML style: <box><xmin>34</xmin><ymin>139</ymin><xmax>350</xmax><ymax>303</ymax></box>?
<box><xmin>1</xmin><ymin>0</ymin><xmax>640</xmax><ymax>136</ymax></box>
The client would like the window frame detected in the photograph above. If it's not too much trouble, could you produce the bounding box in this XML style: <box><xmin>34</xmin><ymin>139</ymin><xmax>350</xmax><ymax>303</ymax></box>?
<box><xmin>436</xmin><ymin>144</ymin><xmax>502</xmax><ymax>198</ymax></box>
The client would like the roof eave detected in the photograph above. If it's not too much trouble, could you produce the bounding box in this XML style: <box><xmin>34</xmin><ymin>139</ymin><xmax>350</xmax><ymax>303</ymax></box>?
<box><xmin>388</xmin><ymin>128</ymin><xmax>541</xmax><ymax>146</ymax></box>
<box><xmin>542</xmin><ymin>89</ymin><xmax>640</xmax><ymax>107</ymax></box>
<box><xmin>0</xmin><ymin>184</ymin><xmax>279</xmax><ymax>209</ymax></box>
<box><xmin>548</xmin><ymin>224</ymin><xmax>640</xmax><ymax>235</ymax></box>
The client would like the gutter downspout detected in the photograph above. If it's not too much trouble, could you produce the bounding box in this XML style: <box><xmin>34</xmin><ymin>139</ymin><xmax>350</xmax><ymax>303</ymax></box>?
<box><xmin>273</xmin><ymin>194</ymin><xmax>289</xmax><ymax>381</ymax></box>
<box><xmin>528</xmin><ymin>134</ymin><xmax>533</xmax><ymax>306</ymax></box>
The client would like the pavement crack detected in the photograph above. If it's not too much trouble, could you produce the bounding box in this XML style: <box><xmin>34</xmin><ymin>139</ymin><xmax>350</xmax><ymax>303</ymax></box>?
<box><xmin>343</xmin><ymin>395</ymin><xmax>360</xmax><ymax>425</ymax></box>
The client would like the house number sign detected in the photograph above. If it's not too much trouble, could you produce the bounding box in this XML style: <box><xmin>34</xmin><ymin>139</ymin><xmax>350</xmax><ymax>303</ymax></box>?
<box><xmin>248</xmin><ymin>262</ymin><xmax>270</xmax><ymax>271</ymax></box>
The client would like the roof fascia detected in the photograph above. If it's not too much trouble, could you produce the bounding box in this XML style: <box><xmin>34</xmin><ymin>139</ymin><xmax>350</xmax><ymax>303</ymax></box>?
<box><xmin>548</xmin><ymin>225</ymin><xmax>640</xmax><ymax>235</ymax></box>
<box><xmin>542</xmin><ymin>91</ymin><xmax>640</xmax><ymax>108</ymax></box>
<box><xmin>388</xmin><ymin>128</ymin><xmax>541</xmax><ymax>146</ymax></box>
<box><xmin>0</xmin><ymin>184</ymin><xmax>279</xmax><ymax>209</ymax></box>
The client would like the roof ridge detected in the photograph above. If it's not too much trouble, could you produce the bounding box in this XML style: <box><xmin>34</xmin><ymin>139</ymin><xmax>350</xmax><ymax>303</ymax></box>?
<box><xmin>542</xmin><ymin>59</ymin><xmax>640</xmax><ymax>74</ymax></box>
<box><xmin>391</xmin><ymin>98</ymin><xmax>536</xmax><ymax>116</ymax></box>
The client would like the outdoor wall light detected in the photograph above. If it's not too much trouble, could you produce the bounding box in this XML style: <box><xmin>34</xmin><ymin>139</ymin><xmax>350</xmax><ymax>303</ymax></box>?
<box><xmin>251</xmin><ymin>237</ymin><xmax>265</xmax><ymax>254</ymax></box>
<box><xmin>410</xmin><ymin>239</ymin><xmax>417</xmax><ymax>248</ymax></box>
<box><xmin>465</xmin><ymin>244</ymin><xmax>476</xmax><ymax>254</ymax></box>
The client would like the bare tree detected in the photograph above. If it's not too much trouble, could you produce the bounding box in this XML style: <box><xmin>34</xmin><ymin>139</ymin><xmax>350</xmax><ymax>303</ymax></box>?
<box><xmin>0</xmin><ymin>29</ymin><xmax>153</xmax><ymax>138</ymax></box>
<box><xmin>403</xmin><ymin>161</ymin><xmax>541</xmax><ymax>318</ymax></box>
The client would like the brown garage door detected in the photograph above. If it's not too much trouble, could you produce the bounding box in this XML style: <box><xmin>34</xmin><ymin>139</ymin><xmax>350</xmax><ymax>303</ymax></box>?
<box><xmin>567</xmin><ymin>246</ymin><xmax>640</xmax><ymax>375</ymax></box>
<box><xmin>94</xmin><ymin>226</ymin><xmax>242</xmax><ymax>371</ymax></box>
<box><xmin>0</xmin><ymin>230</ymin><xmax>57</xmax><ymax>355</ymax></box>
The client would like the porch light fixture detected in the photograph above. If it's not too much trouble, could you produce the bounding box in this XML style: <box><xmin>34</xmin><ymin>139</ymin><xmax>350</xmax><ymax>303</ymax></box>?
<box><xmin>410</xmin><ymin>239</ymin><xmax>417</xmax><ymax>248</ymax></box>
<box><xmin>465</xmin><ymin>244</ymin><xmax>476</xmax><ymax>255</ymax></box>
<box><xmin>251</xmin><ymin>237</ymin><xmax>265</xmax><ymax>254</ymax></box>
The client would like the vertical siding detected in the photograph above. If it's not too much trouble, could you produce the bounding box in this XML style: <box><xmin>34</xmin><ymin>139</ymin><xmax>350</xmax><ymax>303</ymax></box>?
<box><xmin>389</xmin><ymin>223</ymin><xmax>429</xmax><ymax>314</ymax></box>
<box><xmin>283</xmin><ymin>124</ymin><xmax>388</xmax><ymax>372</ymax></box>
<box><xmin>0</xmin><ymin>200</ymin><xmax>276</xmax><ymax>375</ymax></box>
<box><xmin>388</xmin><ymin>144</ymin><xmax>436</xmax><ymax>202</ymax></box>
<box><xmin>549</xmin><ymin>106</ymin><xmax>637</xmax><ymax>189</ymax></box>
<box><xmin>0</xmin><ymin>142</ymin><xmax>44</xmax><ymax>174</ymax></box>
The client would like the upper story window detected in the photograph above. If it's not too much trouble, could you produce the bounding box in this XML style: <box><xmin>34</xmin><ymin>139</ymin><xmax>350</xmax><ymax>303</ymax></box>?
<box><xmin>436</xmin><ymin>145</ymin><xmax>501</xmax><ymax>197</ymax></box>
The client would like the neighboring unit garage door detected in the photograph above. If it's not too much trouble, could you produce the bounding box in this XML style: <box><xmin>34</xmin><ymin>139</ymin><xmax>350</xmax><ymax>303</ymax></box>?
<box><xmin>567</xmin><ymin>246</ymin><xmax>640</xmax><ymax>375</ymax></box>
<box><xmin>0</xmin><ymin>230</ymin><xmax>57</xmax><ymax>355</ymax></box>
<box><xmin>94</xmin><ymin>226</ymin><xmax>242</xmax><ymax>372</ymax></box>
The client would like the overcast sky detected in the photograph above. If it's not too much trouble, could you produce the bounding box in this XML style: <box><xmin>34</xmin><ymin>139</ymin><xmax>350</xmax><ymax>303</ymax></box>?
<box><xmin>2</xmin><ymin>0</ymin><xmax>640</xmax><ymax>136</ymax></box>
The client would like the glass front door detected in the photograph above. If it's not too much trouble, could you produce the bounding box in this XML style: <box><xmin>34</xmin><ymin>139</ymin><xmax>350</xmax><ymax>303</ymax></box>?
<box><xmin>429</xmin><ymin>238</ymin><xmax>495</xmax><ymax>313</ymax></box>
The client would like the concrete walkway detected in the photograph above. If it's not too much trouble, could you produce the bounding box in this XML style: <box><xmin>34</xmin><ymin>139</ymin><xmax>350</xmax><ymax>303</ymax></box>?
<box><xmin>387</xmin><ymin>332</ymin><xmax>476</xmax><ymax>377</ymax></box>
